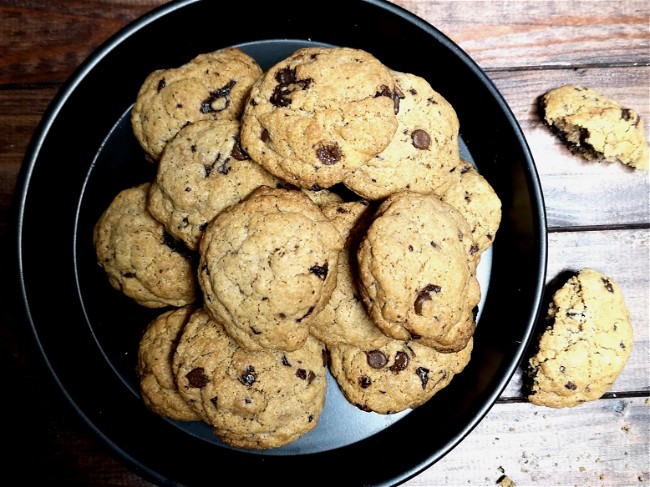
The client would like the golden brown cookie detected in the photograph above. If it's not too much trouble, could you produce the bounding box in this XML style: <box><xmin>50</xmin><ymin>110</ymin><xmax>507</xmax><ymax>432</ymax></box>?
<box><xmin>136</xmin><ymin>306</ymin><xmax>200</xmax><ymax>421</ymax></box>
<box><xmin>344</xmin><ymin>70</ymin><xmax>461</xmax><ymax>199</ymax></box>
<box><xmin>356</xmin><ymin>190</ymin><xmax>480</xmax><ymax>353</ymax></box>
<box><xmin>525</xmin><ymin>269</ymin><xmax>633</xmax><ymax>408</ymax></box>
<box><xmin>92</xmin><ymin>182</ymin><xmax>197</xmax><ymax>308</ymax></box>
<box><xmin>328</xmin><ymin>337</ymin><xmax>473</xmax><ymax>414</ymax></box>
<box><xmin>131</xmin><ymin>47</ymin><xmax>263</xmax><ymax>162</ymax></box>
<box><xmin>442</xmin><ymin>159</ymin><xmax>502</xmax><ymax>256</ymax></box>
<box><xmin>197</xmin><ymin>186</ymin><xmax>343</xmax><ymax>352</ymax></box>
<box><xmin>310</xmin><ymin>200</ymin><xmax>393</xmax><ymax>349</ymax></box>
<box><xmin>172</xmin><ymin>307</ymin><xmax>327</xmax><ymax>449</ymax></box>
<box><xmin>540</xmin><ymin>84</ymin><xmax>648</xmax><ymax>170</ymax></box>
<box><xmin>147</xmin><ymin>119</ymin><xmax>280</xmax><ymax>251</ymax></box>
<box><xmin>240</xmin><ymin>46</ymin><xmax>399</xmax><ymax>189</ymax></box>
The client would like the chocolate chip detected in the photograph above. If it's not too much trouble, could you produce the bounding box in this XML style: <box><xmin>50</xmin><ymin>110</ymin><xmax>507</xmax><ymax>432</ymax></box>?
<box><xmin>469</xmin><ymin>244</ymin><xmax>479</xmax><ymax>256</ymax></box>
<box><xmin>565</xmin><ymin>381</ymin><xmax>577</xmax><ymax>390</ymax></box>
<box><xmin>239</xmin><ymin>365</ymin><xmax>257</xmax><ymax>386</ymax></box>
<box><xmin>156</xmin><ymin>78</ymin><xmax>166</xmax><ymax>92</ymax></box>
<box><xmin>359</xmin><ymin>376</ymin><xmax>372</xmax><ymax>388</ymax></box>
<box><xmin>366</xmin><ymin>350</ymin><xmax>388</xmax><ymax>369</ymax></box>
<box><xmin>296</xmin><ymin>368</ymin><xmax>307</xmax><ymax>380</ymax></box>
<box><xmin>309</xmin><ymin>263</ymin><xmax>329</xmax><ymax>280</ymax></box>
<box><xmin>282</xmin><ymin>355</ymin><xmax>291</xmax><ymax>366</ymax></box>
<box><xmin>261</xmin><ymin>129</ymin><xmax>271</xmax><ymax>143</ymax></box>
<box><xmin>270</xmin><ymin>66</ymin><xmax>312</xmax><ymax>107</ymax></box>
<box><xmin>200</xmin><ymin>79</ymin><xmax>236</xmax><ymax>114</ymax></box>
<box><xmin>416</xmin><ymin>367</ymin><xmax>430</xmax><ymax>389</ymax></box>
<box><xmin>231</xmin><ymin>137</ymin><xmax>250</xmax><ymax>161</ymax></box>
<box><xmin>316</xmin><ymin>143</ymin><xmax>342</xmax><ymax>165</ymax></box>
<box><xmin>601</xmin><ymin>277</ymin><xmax>614</xmax><ymax>293</ymax></box>
<box><xmin>389</xmin><ymin>351</ymin><xmax>409</xmax><ymax>372</ymax></box>
<box><xmin>186</xmin><ymin>367</ymin><xmax>209</xmax><ymax>388</ymax></box>
<box><xmin>210</xmin><ymin>396</ymin><xmax>218</xmax><ymax>406</ymax></box>
<box><xmin>411</xmin><ymin>129</ymin><xmax>431</xmax><ymax>150</ymax></box>
<box><xmin>414</xmin><ymin>284</ymin><xmax>441</xmax><ymax>315</ymax></box>
<box><xmin>123</xmin><ymin>272</ymin><xmax>135</xmax><ymax>278</ymax></box>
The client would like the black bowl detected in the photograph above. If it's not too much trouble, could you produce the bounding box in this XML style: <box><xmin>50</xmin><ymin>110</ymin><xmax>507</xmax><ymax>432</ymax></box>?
<box><xmin>15</xmin><ymin>0</ymin><xmax>547</xmax><ymax>485</ymax></box>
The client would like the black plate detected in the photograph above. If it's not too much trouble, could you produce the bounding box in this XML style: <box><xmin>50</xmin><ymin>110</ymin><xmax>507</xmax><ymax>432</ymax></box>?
<box><xmin>15</xmin><ymin>1</ymin><xmax>547</xmax><ymax>485</ymax></box>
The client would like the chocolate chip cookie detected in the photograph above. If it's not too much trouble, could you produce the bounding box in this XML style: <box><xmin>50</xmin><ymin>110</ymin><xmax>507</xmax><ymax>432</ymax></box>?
<box><xmin>356</xmin><ymin>190</ymin><xmax>480</xmax><ymax>353</ymax></box>
<box><xmin>525</xmin><ymin>268</ymin><xmax>633</xmax><ymax>408</ymax></box>
<box><xmin>240</xmin><ymin>46</ymin><xmax>400</xmax><ymax>189</ymax></box>
<box><xmin>198</xmin><ymin>186</ymin><xmax>344</xmax><ymax>352</ymax></box>
<box><xmin>540</xmin><ymin>84</ymin><xmax>648</xmax><ymax>170</ymax></box>
<box><xmin>172</xmin><ymin>307</ymin><xmax>327</xmax><ymax>448</ymax></box>
<box><xmin>93</xmin><ymin>182</ymin><xmax>197</xmax><ymax>308</ymax></box>
<box><xmin>442</xmin><ymin>159</ymin><xmax>502</xmax><ymax>256</ymax></box>
<box><xmin>131</xmin><ymin>47</ymin><xmax>263</xmax><ymax>162</ymax></box>
<box><xmin>147</xmin><ymin>119</ymin><xmax>280</xmax><ymax>251</ymax></box>
<box><xmin>344</xmin><ymin>70</ymin><xmax>461</xmax><ymax>199</ymax></box>
<box><xmin>136</xmin><ymin>306</ymin><xmax>200</xmax><ymax>421</ymax></box>
<box><xmin>328</xmin><ymin>337</ymin><xmax>473</xmax><ymax>414</ymax></box>
<box><xmin>310</xmin><ymin>200</ymin><xmax>393</xmax><ymax>349</ymax></box>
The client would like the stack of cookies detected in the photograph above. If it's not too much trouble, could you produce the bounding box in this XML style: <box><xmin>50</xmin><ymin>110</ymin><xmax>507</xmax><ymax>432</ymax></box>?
<box><xmin>93</xmin><ymin>45</ymin><xmax>502</xmax><ymax>449</ymax></box>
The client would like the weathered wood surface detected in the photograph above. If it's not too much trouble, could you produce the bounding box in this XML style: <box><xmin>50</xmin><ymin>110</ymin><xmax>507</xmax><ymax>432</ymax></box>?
<box><xmin>1</xmin><ymin>1</ymin><xmax>648</xmax><ymax>486</ymax></box>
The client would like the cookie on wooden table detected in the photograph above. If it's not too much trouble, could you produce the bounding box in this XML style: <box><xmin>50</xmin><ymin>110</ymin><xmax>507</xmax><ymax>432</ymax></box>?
<box><xmin>344</xmin><ymin>70</ymin><xmax>461</xmax><ymax>200</ymax></box>
<box><xmin>540</xmin><ymin>84</ymin><xmax>648</xmax><ymax>170</ymax></box>
<box><xmin>328</xmin><ymin>336</ymin><xmax>473</xmax><ymax>414</ymax></box>
<box><xmin>198</xmin><ymin>186</ymin><xmax>343</xmax><ymax>352</ymax></box>
<box><xmin>240</xmin><ymin>46</ymin><xmax>400</xmax><ymax>189</ymax></box>
<box><xmin>525</xmin><ymin>268</ymin><xmax>633</xmax><ymax>408</ymax></box>
<box><xmin>356</xmin><ymin>190</ymin><xmax>481</xmax><ymax>353</ymax></box>
<box><xmin>131</xmin><ymin>47</ymin><xmax>263</xmax><ymax>162</ymax></box>
<box><xmin>92</xmin><ymin>182</ymin><xmax>197</xmax><ymax>308</ymax></box>
<box><xmin>147</xmin><ymin>119</ymin><xmax>280</xmax><ymax>251</ymax></box>
<box><xmin>136</xmin><ymin>306</ymin><xmax>200</xmax><ymax>421</ymax></box>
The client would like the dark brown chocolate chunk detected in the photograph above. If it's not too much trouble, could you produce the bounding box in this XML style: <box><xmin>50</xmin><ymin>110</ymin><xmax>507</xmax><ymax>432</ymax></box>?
<box><xmin>156</xmin><ymin>78</ymin><xmax>166</xmax><ymax>92</ymax></box>
<box><xmin>389</xmin><ymin>351</ymin><xmax>409</xmax><ymax>372</ymax></box>
<box><xmin>186</xmin><ymin>367</ymin><xmax>209</xmax><ymax>388</ymax></box>
<box><xmin>200</xmin><ymin>79</ymin><xmax>236</xmax><ymax>114</ymax></box>
<box><xmin>411</xmin><ymin>129</ymin><xmax>431</xmax><ymax>150</ymax></box>
<box><xmin>416</xmin><ymin>366</ymin><xmax>430</xmax><ymax>389</ymax></box>
<box><xmin>601</xmin><ymin>277</ymin><xmax>614</xmax><ymax>293</ymax></box>
<box><xmin>231</xmin><ymin>137</ymin><xmax>250</xmax><ymax>161</ymax></box>
<box><xmin>359</xmin><ymin>376</ymin><xmax>372</xmax><ymax>388</ymax></box>
<box><xmin>239</xmin><ymin>365</ymin><xmax>257</xmax><ymax>386</ymax></box>
<box><xmin>414</xmin><ymin>284</ymin><xmax>441</xmax><ymax>315</ymax></box>
<box><xmin>282</xmin><ymin>355</ymin><xmax>291</xmax><ymax>366</ymax></box>
<box><xmin>270</xmin><ymin>66</ymin><xmax>312</xmax><ymax>107</ymax></box>
<box><xmin>309</xmin><ymin>263</ymin><xmax>329</xmax><ymax>280</ymax></box>
<box><xmin>316</xmin><ymin>143</ymin><xmax>342</xmax><ymax>165</ymax></box>
<box><xmin>261</xmin><ymin>128</ymin><xmax>271</xmax><ymax>143</ymax></box>
<box><xmin>366</xmin><ymin>350</ymin><xmax>388</xmax><ymax>369</ymax></box>
<box><xmin>565</xmin><ymin>381</ymin><xmax>577</xmax><ymax>390</ymax></box>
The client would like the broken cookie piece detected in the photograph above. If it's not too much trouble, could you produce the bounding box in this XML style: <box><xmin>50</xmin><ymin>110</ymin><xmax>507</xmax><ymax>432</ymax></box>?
<box><xmin>540</xmin><ymin>84</ymin><xmax>648</xmax><ymax>171</ymax></box>
<box><xmin>524</xmin><ymin>268</ymin><xmax>633</xmax><ymax>408</ymax></box>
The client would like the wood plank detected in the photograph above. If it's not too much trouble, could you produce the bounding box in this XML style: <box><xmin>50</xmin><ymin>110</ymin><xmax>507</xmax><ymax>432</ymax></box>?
<box><xmin>2</xmin><ymin>1</ymin><xmax>649</xmax><ymax>84</ymax></box>
<box><xmin>501</xmin><ymin>228</ymin><xmax>649</xmax><ymax>398</ymax></box>
<box><xmin>393</xmin><ymin>0</ymin><xmax>650</xmax><ymax>69</ymax></box>
<box><xmin>404</xmin><ymin>396</ymin><xmax>650</xmax><ymax>486</ymax></box>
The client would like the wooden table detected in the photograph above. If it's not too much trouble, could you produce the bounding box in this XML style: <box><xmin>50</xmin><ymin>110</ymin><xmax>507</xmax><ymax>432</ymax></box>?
<box><xmin>2</xmin><ymin>1</ymin><xmax>648</xmax><ymax>485</ymax></box>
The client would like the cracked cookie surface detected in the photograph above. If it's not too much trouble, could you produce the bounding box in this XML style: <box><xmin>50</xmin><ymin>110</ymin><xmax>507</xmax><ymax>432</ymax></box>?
<box><xmin>357</xmin><ymin>190</ymin><xmax>480</xmax><ymax>353</ymax></box>
<box><xmin>93</xmin><ymin>182</ymin><xmax>197</xmax><ymax>308</ymax></box>
<box><xmin>525</xmin><ymin>268</ymin><xmax>633</xmax><ymax>408</ymax></box>
<box><xmin>197</xmin><ymin>186</ymin><xmax>343</xmax><ymax>352</ymax></box>
<box><xmin>136</xmin><ymin>306</ymin><xmax>200</xmax><ymax>421</ymax></box>
<box><xmin>131</xmin><ymin>47</ymin><xmax>262</xmax><ymax>162</ymax></box>
<box><xmin>344</xmin><ymin>70</ymin><xmax>461</xmax><ymax>200</ymax></box>
<box><xmin>147</xmin><ymin>119</ymin><xmax>280</xmax><ymax>251</ymax></box>
<box><xmin>173</xmin><ymin>308</ymin><xmax>327</xmax><ymax>449</ymax></box>
<box><xmin>541</xmin><ymin>84</ymin><xmax>648</xmax><ymax>170</ymax></box>
<box><xmin>240</xmin><ymin>46</ymin><xmax>399</xmax><ymax>189</ymax></box>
